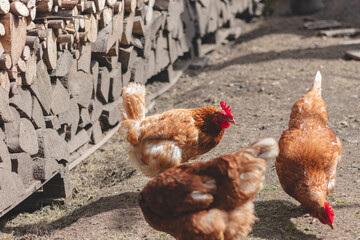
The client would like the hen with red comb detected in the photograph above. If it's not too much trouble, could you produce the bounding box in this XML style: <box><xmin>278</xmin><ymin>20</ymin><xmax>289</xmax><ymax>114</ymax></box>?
<box><xmin>119</xmin><ymin>82</ymin><xmax>236</xmax><ymax>177</ymax></box>
<box><xmin>275</xmin><ymin>72</ymin><xmax>341</xmax><ymax>229</ymax></box>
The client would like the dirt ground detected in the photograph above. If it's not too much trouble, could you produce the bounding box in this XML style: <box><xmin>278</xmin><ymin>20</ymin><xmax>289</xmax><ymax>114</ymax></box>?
<box><xmin>1</xmin><ymin>1</ymin><xmax>360</xmax><ymax>239</ymax></box>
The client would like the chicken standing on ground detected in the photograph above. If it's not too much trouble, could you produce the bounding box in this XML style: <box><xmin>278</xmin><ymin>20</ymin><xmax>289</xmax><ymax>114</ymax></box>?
<box><xmin>275</xmin><ymin>71</ymin><xmax>341</xmax><ymax>229</ymax></box>
<box><xmin>119</xmin><ymin>82</ymin><xmax>236</xmax><ymax>177</ymax></box>
<box><xmin>139</xmin><ymin>137</ymin><xmax>279</xmax><ymax>240</ymax></box>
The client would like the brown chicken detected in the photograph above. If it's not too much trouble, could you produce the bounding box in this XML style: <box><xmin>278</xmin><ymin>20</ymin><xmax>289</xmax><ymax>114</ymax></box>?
<box><xmin>139</xmin><ymin>137</ymin><xmax>279</xmax><ymax>240</ymax></box>
<box><xmin>119</xmin><ymin>82</ymin><xmax>235</xmax><ymax>177</ymax></box>
<box><xmin>275</xmin><ymin>71</ymin><xmax>341</xmax><ymax>229</ymax></box>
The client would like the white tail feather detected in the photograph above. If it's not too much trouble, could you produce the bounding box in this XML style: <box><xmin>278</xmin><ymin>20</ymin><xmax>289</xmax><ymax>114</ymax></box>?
<box><xmin>121</xmin><ymin>82</ymin><xmax>146</xmax><ymax>121</ymax></box>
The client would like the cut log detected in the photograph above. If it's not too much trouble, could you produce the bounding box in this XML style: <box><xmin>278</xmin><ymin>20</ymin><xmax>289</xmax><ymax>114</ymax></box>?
<box><xmin>10</xmin><ymin>1</ymin><xmax>29</xmax><ymax>17</ymax></box>
<box><xmin>130</xmin><ymin>57</ymin><xmax>144</xmax><ymax>83</ymax></box>
<box><xmin>0</xmin><ymin>0</ymin><xmax>10</xmax><ymax>14</ymax></box>
<box><xmin>16</xmin><ymin>58</ymin><xmax>26</xmax><ymax>73</ymax></box>
<box><xmin>57</xmin><ymin>34</ymin><xmax>74</xmax><ymax>44</ymax></box>
<box><xmin>28</xmin><ymin>6</ymin><xmax>36</xmax><ymax>20</ymax></box>
<box><xmin>155</xmin><ymin>31</ymin><xmax>170</xmax><ymax>74</ymax></box>
<box><xmin>114</xmin><ymin>0</ymin><xmax>123</xmax><ymax>13</ymax></box>
<box><xmin>97</xmin><ymin>66</ymin><xmax>110</xmax><ymax>103</ymax></box>
<box><xmin>91</xmin><ymin>16</ymin><xmax>120</xmax><ymax>54</ymax></box>
<box><xmin>23</xmin><ymin>53</ymin><xmax>36</xmax><ymax>85</ymax></box>
<box><xmin>29</xmin><ymin>60</ymin><xmax>53</xmax><ymax>114</ymax></box>
<box><xmin>10</xmin><ymin>153</ymin><xmax>34</xmax><ymax>185</ymax></box>
<box><xmin>0</xmin><ymin>70</ymin><xmax>9</xmax><ymax>92</ymax></box>
<box><xmin>345</xmin><ymin>49</ymin><xmax>360</xmax><ymax>61</ymax></box>
<box><xmin>9</xmin><ymin>86</ymin><xmax>32</xmax><ymax>119</ymax></box>
<box><xmin>0</xmin><ymin>86</ymin><xmax>14</xmax><ymax>123</ymax></box>
<box><xmin>31</xmin><ymin>96</ymin><xmax>46</xmax><ymax>129</ymax></box>
<box><xmin>304</xmin><ymin>20</ymin><xmax>341</xmax><ymax>30</ymax></box>
<box><xmin>36</xmin><ymin>0</ymin><xmax>53</xmax><ymax>12</ymax></box>
<box><xmin>51</xmin><ymin>79</ymin><xmax>70</xmax><ymax>115</ymax></box>
<box><xmin>77</xmin><ymin>43</ymin><xmax>91</xmax><ymax>73</ymax></box>
<box><xmin>58</xmin><ymin>0</ymin><xmax>77</xmax><ymax>9</ymax></box>
<box><xmin>47</xmin><ymin>19</ymin><xmax>64</xmax><ymax>29</ymax></box>
<box><xmin>36</xmin><ymin>128</ymin><xmax>69</xmax><ymax>162</ymax></box>
<box><xmin>106</xmin><ymin>0</ymin><xmax>116</xmax><ymax>7</ymax></box>
<box><xmin>0</xmin><ymin>42</ymin><xmax>4</xmax><ymax>56</ymax></box>
<box><xmin>0</xmin><ymin>170</ymin><xmax>25</xmax><ymax>209</ymax></box>
<box><xmin>0</xmin><ymin>53</ymin><xmax>11</xmax><ymax>70</ymax></box>
<box><xmin>43</xmin><ymin>29</ymin><xmax>57</xmax><ymax>71</ymax></box>
<box><xmin>67</xmin><ymin>129</ymin><xmax>88</xmax><ymax>153</ymax></box>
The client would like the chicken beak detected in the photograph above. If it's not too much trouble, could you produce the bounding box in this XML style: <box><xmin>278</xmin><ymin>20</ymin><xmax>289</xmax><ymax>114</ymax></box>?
<box><xmin>230</xmin><ymin>119</ymin><xmax>236</xmax><ymax>125</ymax></box>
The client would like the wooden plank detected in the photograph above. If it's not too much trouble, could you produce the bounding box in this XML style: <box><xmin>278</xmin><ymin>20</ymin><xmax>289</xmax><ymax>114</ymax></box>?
<box><xmin>345</xmin><ymin>49</ymin><xmax>360</xmax><ymax>61</ymax></box>
<box><xmin>304</xmin><ymin>20</ymin><xmax>341</xmax><ymax>30</ymax></box>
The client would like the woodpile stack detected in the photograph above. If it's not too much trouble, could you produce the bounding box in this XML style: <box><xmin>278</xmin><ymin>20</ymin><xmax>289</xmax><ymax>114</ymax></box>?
<box><xmin>0</xmin><ymin>0</ymin><xmax>254</xmax><ymax>217</ymax></box>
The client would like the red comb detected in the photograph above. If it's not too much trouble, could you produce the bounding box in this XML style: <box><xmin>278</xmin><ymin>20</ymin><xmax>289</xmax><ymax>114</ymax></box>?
<box><xmin>324</xmin><ymin>202</ymin><xmax>334</xmax><ymax>224</ymax></box>
<box><xmin>220</xmin><ymin>101</ymin><xmax>233</xmax><ymax>119</ymax></box>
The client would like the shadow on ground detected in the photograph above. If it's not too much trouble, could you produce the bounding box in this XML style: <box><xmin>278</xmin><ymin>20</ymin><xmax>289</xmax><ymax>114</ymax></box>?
<box><xmin>1</xmin><ymin>192</ymin><xmax>140</xmax><ymax>237</ymax></box>
<box><xmin>251</xmin><ymin>200</ymin><xmax>321</xmax><ymax>240</ymax></box>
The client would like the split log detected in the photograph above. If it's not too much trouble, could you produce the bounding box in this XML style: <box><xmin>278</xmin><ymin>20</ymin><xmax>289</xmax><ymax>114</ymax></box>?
<box><xmin>99</xmin><ymin>7</ymin><xmax>112</xmax><ymax>28</ymax></box>
<box><xmin>155</xmin><ymin>31</ymin><xmax>170</xmax><ymax>74</ymax></box>
<box><xmin>21</xmin><ymin>45</ymin><xmax>30</xmax><ymax>61</ymax></box>
<box><xmin>0</xmin><ymin>70</ymin><xmax>10</xmax><ymax>92</ymax></box>
<box><xmin>114</xmin><ymin>0</ymin><xmax>123</xmax><ymax>13</ymax></box>
<box><xmin>51</xmin><ymin>79</ymin><xmax>70</xmax><ymax>115</ymax></box>
<box><xmin>25</xmin><ymin>35</ymin><xmax>39</xmax><ymax>50</ymax></box>
<box><xmin>36</xmin><ymin>128</ymin><xmax>69</xmax><ymax>162</ymax></box>
<box><xmin>50</xmin><ymin>50</ymin><xmax>74</xmax><ymax>78</ymax></box>
<box><xmin>0</xmin><ymin>134</ymin><xmax>11</xmax><ymax>171</ymax></box>
<box><xmin>65</xmin><ymin>61</ymin><xmax>93</xmax><ymax>108</ymax></box>
<box><xmin>84</xmin><ymin>14</ymin><xmax>97</xmax><ymax>42</ymax></box>
<box><xmin>120</xmin><ymin>12</ymin><xmax>134</xmax><ymax>45</ymax></box>
<box><xmin>106</xmin><ymin>0</ymin><xmax>116</xmax><ymax>7</ymax></box>
<box><xmin>124</xmin><ymin>0</ymin><xmax>135</xmax><ymax>13</ymax></box>
<box><xmin>0</xmin><ymin>87</ymin><xmax>14</xmax><ymax>123</ymax></box>
<box><xmin>97</xmin><ymin>66</ymin><xmax>110</xmax><ymax>103</ymax></box>
<box><xmin>5</xmin><ymin>115</ymin><xmax>39</xmax><ymax>155</ymax></box>
<box><xmin>0</xmin><ymin>13</ymin><xmax>27</xmax><ymax>65</ymax></box>
<box><xmin>17</xmin><ymin>58</ymin><xmax>26</xmax><ymax>73</ymax></box>
<box><xmin>43</xmin><ymin>29</ymin><xmax>57</xmax><ymax>70</ymax></box>
<box><xmin>33</xmin><ymin>157</ymin><xmax>59</xmax><ymax>180</ymax></box>
<box><xmin>94</xmin><ymin>0</ymin><xmax>105</xmax><ymax>11</ymax></box>
<box><xmin>100</xmin><ymin>100</ymin><xmax>121</xmax><ymax>129</ymax></box>
<box><xmin>0</xmin><ymin>53</ymin><xmax>11</xmax><ymax>70</ymax></box>
<box><xmin>10</xmin><ymin>1</ymin><xmax>29</xmax><ymax>17</ymax></box>
<box><xmin>89</xmin><ymin>98</ymin><xmax>102</xmax><ymax>123</ymax></box>
<box><xmin>23</xmin><ymin>53</ymin><xmax>36</xmax><ymax>85</ymax></box>
<box><xmin>31</xmin><ymin>95</ymin><xmax>46</xmax><ymax>129</ymax></box>
<box><xmin>130</xmin><ymin>57</ymin><xmax>144</xmax><ymax>83</ymax></box>
<box><xmin>67</xmin><ymin>129</ymin><xmax>88</xmax><ymax>153</ymax></box>
<box><xmin>83</xmin><ymin>1</ymin><xmax>96</xmax><ymax>14</ymax></box>
<box><xmin>132</xmin><ymin>15</ymin><xmax>144</xmax><ymax>36</ymax></box>
<box><xmin>79</xmin><ymin>107</ymin><xmax>91</xmax><ymax>128</ymax></box>
<box><xmin>44</xmin><ymin>115</ymin><xmax>61</xmax><ymax>129</ymax></box>
<box><xmin>90</xmin><ymin>120</ymin><xmax>102</xmax><ymax>144</ymax></box>
<box><xmin>29</xmin><ymin>60</ymin><xmax>53</xmax><ymax>114</ymax></box>
<box><xmin>58</xmin><ymin>98</ymin><xmax>79</xmax><ymax>140</ymax></box>
<box><xmin>58</xmin><ymin>0</ymin><xmax>77</xmax><ymax>9</ymax></box>
<box><xmin>77</xmin><ymin>43</ymin><xmax>91</xmax><ymax>73</ymax></box>
<box><xmin>9</xmin><ymin>86</ymin><xmax>32</xmax><ymax>119</ymax></box>
<box><xmin>90</xmin><ymin>60</ymin><xmax>98</xmax><ymax>98</ymax></box>
<box><xmin>0</xmin><ymin>170</ymin><xmax>25</xmax><ymax>209</ymax></box>
<box><xmin>10</xmin><ymin>153</ymin><xmax>34</xmax><ymax>185</ymax></box>
<box><xmin>0</xmin><ymin>22</ymin><xmax>4</xmax><ymax>36</ymax></box>
<box><xmin>118</xmin><ymin>45</ymin><xmax>136</xmax><ymax>72</ymax></box>
<box><xmin>109</xmin><ymin>64</ymin><xmax>122</xmax><ymax>101</ymax></box>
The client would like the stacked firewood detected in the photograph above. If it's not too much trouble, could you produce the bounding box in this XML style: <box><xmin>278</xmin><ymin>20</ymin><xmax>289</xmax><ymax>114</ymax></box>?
<box><xmin>0</xmin><ymin>0</ymin><xmax>254</xmax><ymax>217</ymax></box>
